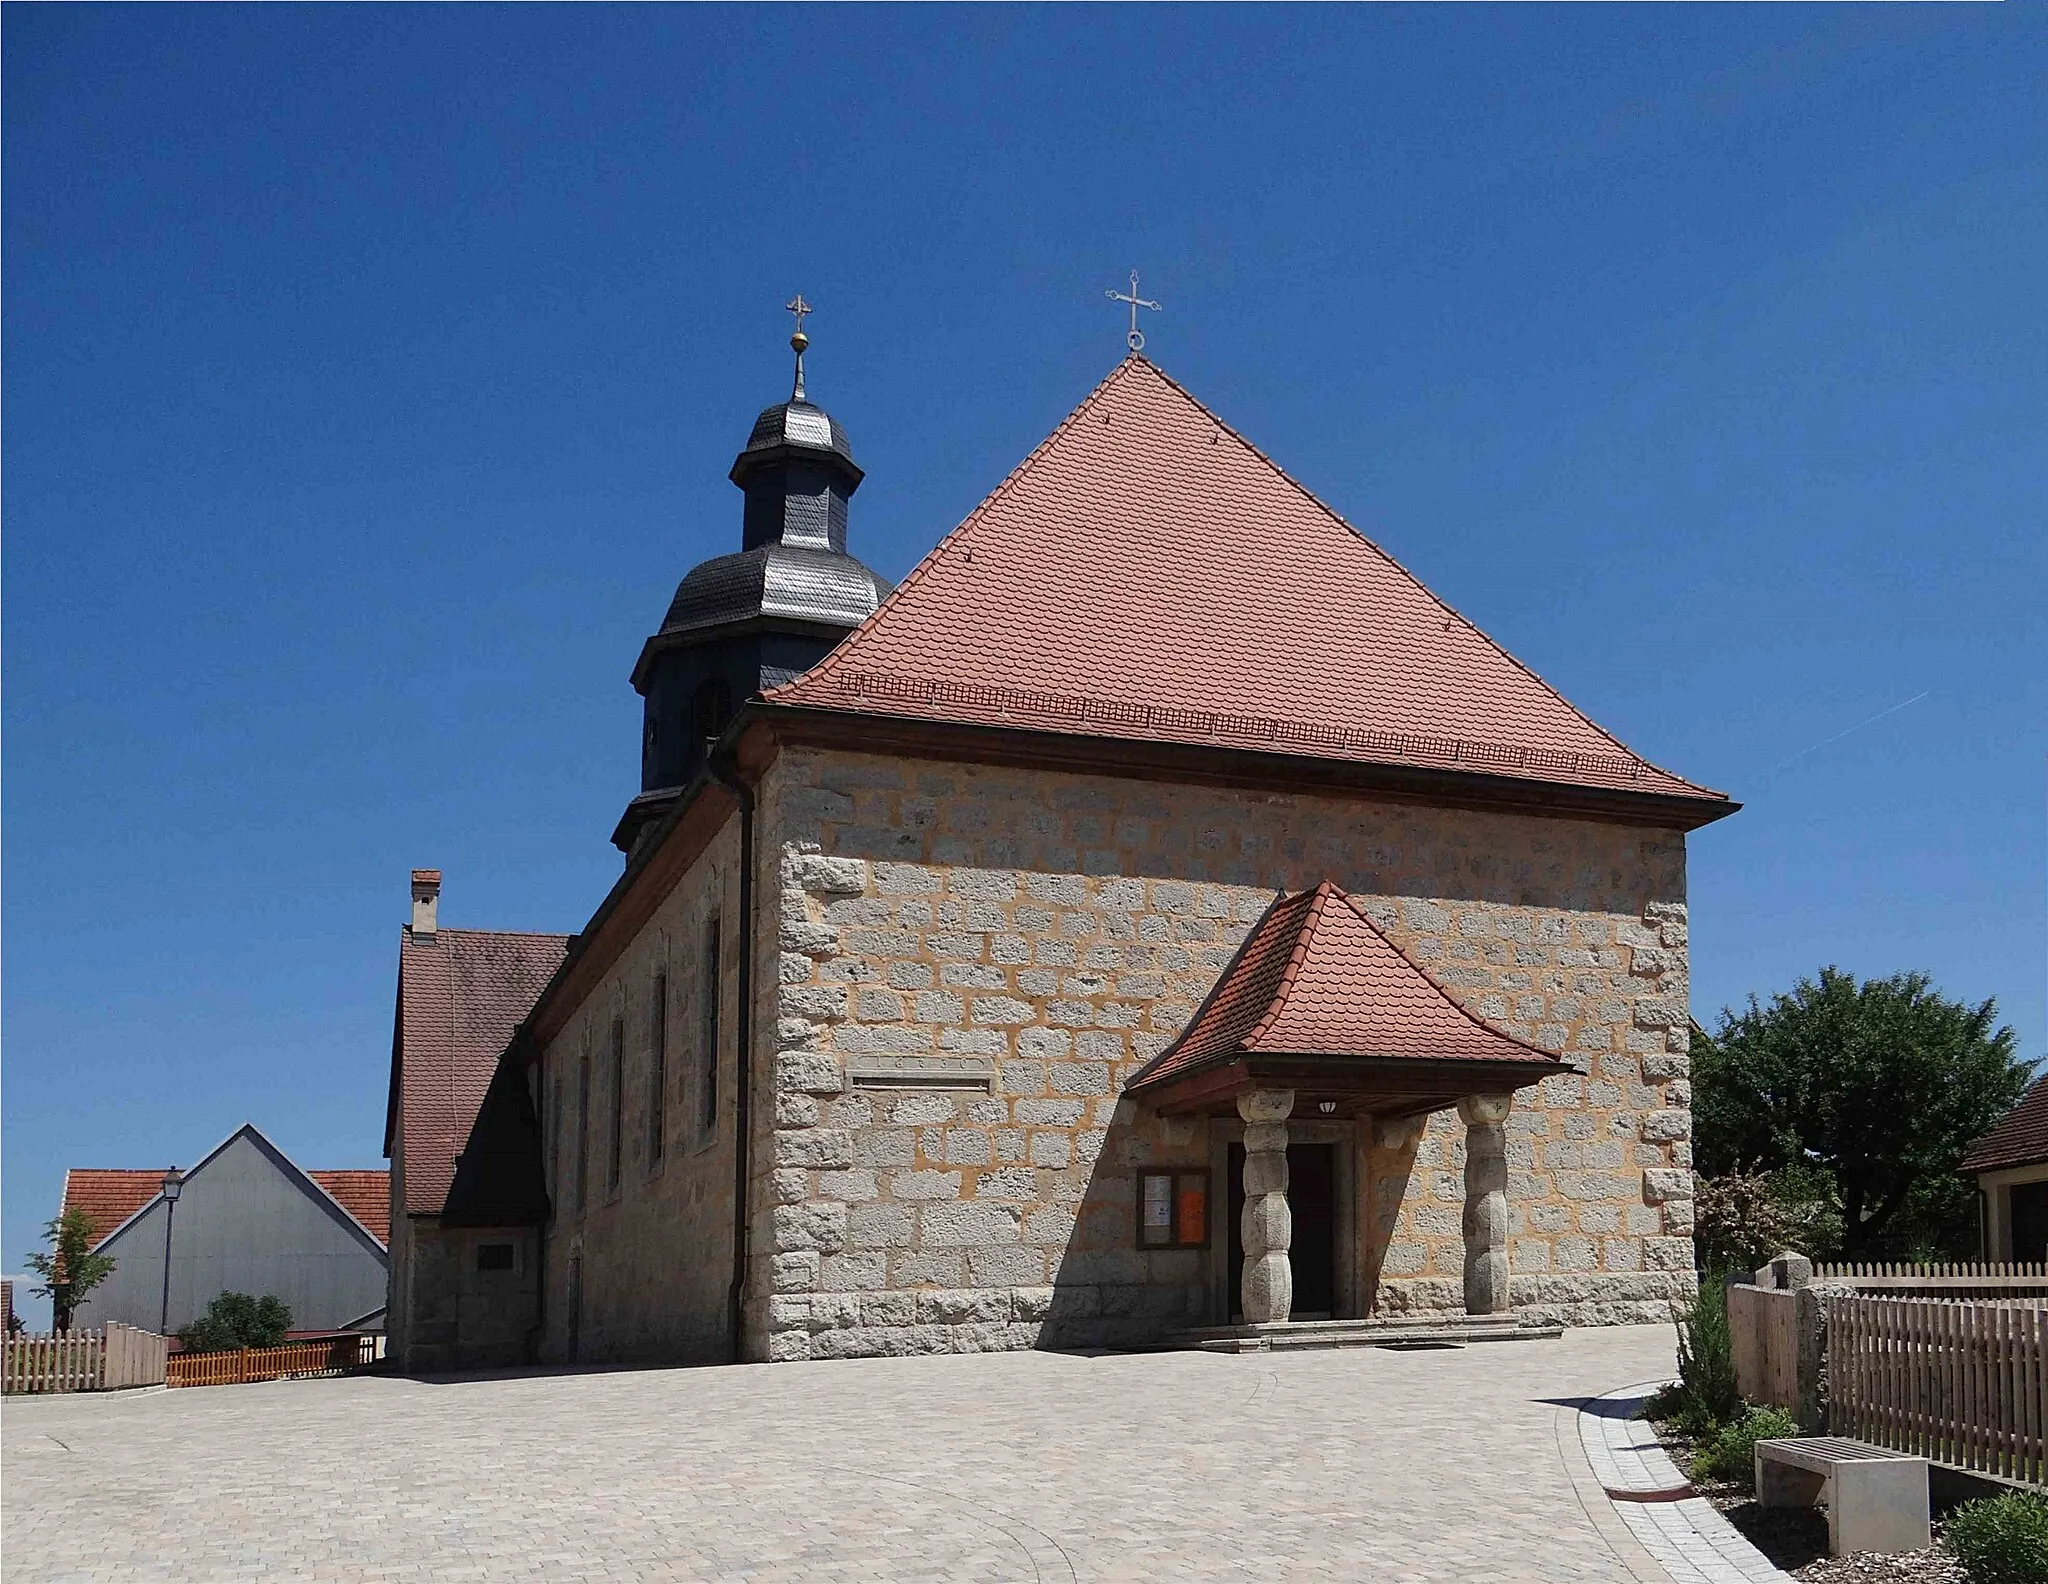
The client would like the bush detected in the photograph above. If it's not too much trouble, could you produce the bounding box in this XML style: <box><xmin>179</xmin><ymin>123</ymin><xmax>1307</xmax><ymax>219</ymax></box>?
<box><xmin>1944</xmin><ymin>1492</ymin><xmax>2048</xmax><ymax>1584</ymax></box>
<box><xmin>176</xmin><ymin>1292</ymin><xmax>292</xmax><ymax>1354</ymax></box>
<box><xmin>1694</xmin><ymin>1405</ymin><xmax>1798</xmax><ymax>1489</ymax></box>
<box><xmin>1653</xmin><ymin>1270</ymin><xmax>1742</xmax><ymax>1437</ymax></box>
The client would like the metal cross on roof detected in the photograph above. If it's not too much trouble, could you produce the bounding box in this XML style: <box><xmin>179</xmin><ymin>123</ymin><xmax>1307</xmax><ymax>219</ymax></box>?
<box><xmin>1105</xmin><ymin>271</ymin><xmax>1161</xmax><ymax>353</ymax></box>
<box><xmin>785</xmin><ymin>294</ymin><xmax>812</xmax><ymax>400</ymax></box>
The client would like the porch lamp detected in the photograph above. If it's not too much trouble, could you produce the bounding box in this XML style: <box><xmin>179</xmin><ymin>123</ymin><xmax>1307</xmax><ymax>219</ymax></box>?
<box><xmin>158</xmin><ymin>1168</ymin><xmax>184</xmax><ymax>1337</ymax></box>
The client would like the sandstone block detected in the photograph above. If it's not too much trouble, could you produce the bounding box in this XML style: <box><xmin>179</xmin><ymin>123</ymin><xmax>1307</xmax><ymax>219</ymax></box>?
<box><xmin>1640</xmin><ymin>1110</ymin><xmax>1692</xmax><ymax>1142</ymax></box>
<box><xmin>891</xmin><ymin>1169</ymin><xmax>961</xmax><ymax>1200</ymax></box>
<box><xmin>848</xmin><ymin>1201</ymin><xmax>913</xmax><ymax>1249</ymax></box>
<box><xmin>774</xmin><ymin>1129</ymin><xmax>855</xmax><ymax>1170</ymax></box>
<box><xmin>818</xmin><ymin>1253</ymin><xmax>887</xmax><ymax>1292</ymax></box>
<box><xmin>772</xmin><ymin>1202</ymin><xmax>848</xmax><ymax>1254</ymax></box>
<box><xmin>798</xmin><ymin>855</ymin><xmax>870</xmax><ymax>894</ymax></box>
<box><xmin>922</xmin><ymin>1202</ymin><xmax>1021</xmax><ymax>1248</ymax></box>
<box><xmin>776</xmin><ymin>1053</ymin><xmax>844</xmax><ymax>1094</ymax></box>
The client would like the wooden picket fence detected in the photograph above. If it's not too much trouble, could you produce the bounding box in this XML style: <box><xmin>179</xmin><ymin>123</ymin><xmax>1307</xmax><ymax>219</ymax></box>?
<box><xmin>1827</xmin><ymin>1294</ymin><xmax>2047</xmax><ymax>1487</ymax></box>
<box><xmin>166</xmin><ymin>1333</ymin><xmax>378</xmax><ymax>1389</ymax></box>
<box><xmin>1819</xmin><ymin>1262</ymin><xmax>2048</xmax><ymax>1297</ymax></box>
<box><xmin>3</xmin><ymin>1324</ymin><xmax>169</xmax><ymax>1394</ymax></box>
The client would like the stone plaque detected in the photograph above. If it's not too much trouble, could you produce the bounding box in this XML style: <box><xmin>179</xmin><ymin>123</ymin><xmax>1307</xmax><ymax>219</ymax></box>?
<box><xmin>845</xmin><ymin>1055</ymin><xmax>996</xmax><ymax>1092</ymax></box>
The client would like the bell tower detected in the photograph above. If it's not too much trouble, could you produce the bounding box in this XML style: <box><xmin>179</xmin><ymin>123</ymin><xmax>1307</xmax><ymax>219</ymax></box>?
<box><xmin>615</xmin><ymin>306</ymin><xmax>891</xmax><ymax>856</ymax></box>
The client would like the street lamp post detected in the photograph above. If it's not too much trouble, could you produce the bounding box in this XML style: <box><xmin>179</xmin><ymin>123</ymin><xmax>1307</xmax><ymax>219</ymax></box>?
<box><xmin>158</xmin><ymin>1168</ymin><xmax>184</xmax><ymax>1336</ymax></box>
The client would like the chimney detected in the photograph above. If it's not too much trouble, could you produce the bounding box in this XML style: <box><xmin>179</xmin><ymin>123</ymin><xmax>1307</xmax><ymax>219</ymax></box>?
<box><xmin>410</xmin><ymin>870</ymin><xmax>442</xmax><ymax>938</ymax></box>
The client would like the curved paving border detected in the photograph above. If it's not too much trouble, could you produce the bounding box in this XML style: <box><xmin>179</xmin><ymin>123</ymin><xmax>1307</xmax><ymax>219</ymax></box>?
<box><xmin>1577</xmin><ymin>1381</ymin><xmax>1791</xmax><ymax>1584</ymax></box>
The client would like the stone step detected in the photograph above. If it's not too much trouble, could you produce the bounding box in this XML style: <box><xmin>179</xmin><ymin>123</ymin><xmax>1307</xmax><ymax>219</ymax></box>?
<box><xmin>1163</xmin><ymin>1315</ymin><xmax>1566</xmax><ymax>1354</ymax></box>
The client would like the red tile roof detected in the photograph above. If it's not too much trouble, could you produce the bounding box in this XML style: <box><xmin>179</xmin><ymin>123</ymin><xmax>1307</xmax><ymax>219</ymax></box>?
<box><xmin>61</xmin><ymin>1164</ymin><xmax>392</xmax><ymax>1250</ymax></box>
<box><xmin>60</xmin><ymin>1170</ymin><xmax>168</xmax><ymax>1250</ymax></box>
<box><xmin>1129</xmin><ymin>882</ymin><xmax>1561</xmax><ymax>1092</ymax></box>
<box><xmin>308</xmin><ymin>1171</ymin><xmax>391</xmax><ymax>1246</ymax></box>
<box><xmin>770</xmin><ymin>356</ymin><xmax>1727</xmax><ymax>806</ymax></box>
<box><xmin>1960</xmin><ymin>1072</ymin><xmax>2048</xmax><ymax>1174</ymax></box>
<box><xmin>389</xmin><ymin>927</ymin><xmax>569</xmax><ymax>1217</ymax></box>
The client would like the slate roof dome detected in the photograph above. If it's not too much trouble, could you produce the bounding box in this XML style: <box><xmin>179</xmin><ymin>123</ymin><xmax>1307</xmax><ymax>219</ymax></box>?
<box><xmin>731</xmin><ymin>397</ymin><xmax>860</xmax><ymax>482</ymax></box>
<box><xmin>656</xmin><ymin>539</ymin><xmax>890</xmax><ymax>640</ymax></box>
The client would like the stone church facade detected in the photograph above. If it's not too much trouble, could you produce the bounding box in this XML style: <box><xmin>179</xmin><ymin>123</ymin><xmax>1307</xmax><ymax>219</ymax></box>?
<box><xmin>400</xmin><ymin>331</ymin><xmax>1732</xmax><ymax>1369</ymax></box>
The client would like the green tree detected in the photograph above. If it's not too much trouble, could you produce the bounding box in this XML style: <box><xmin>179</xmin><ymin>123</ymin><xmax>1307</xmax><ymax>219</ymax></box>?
<box><xmin>176</xmin><ymin>1292</ymin><xmax>293</xmax><ymax>1354</ymax></box>
<box><xmin>24</xmin><ymin>1209</ymin><xmax>117</xmax><ymax>1332</ymax></box>
<box><xmin>1695</xmin><ymin>968</ymin><xmax>2032</xmax><ymax>1258</ymax></box>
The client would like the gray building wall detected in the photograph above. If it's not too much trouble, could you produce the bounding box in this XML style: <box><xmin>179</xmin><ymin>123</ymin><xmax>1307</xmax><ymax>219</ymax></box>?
<box><xmin>84</xmin><ymin>1129</ymin><xmax>387</xmax><ymax>1335</ymax></box>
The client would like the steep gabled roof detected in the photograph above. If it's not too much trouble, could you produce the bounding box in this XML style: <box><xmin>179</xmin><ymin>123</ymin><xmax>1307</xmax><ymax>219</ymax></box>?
<box><xmin>386</xmin><ymin>927</ymin><xmax>569</xmax><ymax>1217</ymax></box>
<box><xmin>1961</xmin><ymin>1072</ymin><xmax>2048</xmax><ymax>1175</ymax></box>
<box><xmin>61</xmin><ymin>1127</ymin><xmax>391</xmax><ymax>1254</ymax></box>
<box><xmin>769</xmin><ymin>356</ymin><xmax>1728</xmax><ymax>807</ymax></box>
<box><xmin>1128</xmin><ymin>882</ymin><xmax>1561</xmax><ymax>1095</ymax></box>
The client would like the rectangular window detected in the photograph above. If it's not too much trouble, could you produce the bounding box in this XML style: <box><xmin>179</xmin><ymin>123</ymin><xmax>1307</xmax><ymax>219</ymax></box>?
<box><xmin>476</xmin><ymin>1242</ymin><xmax>516</xmax><ymax>1272</ymax></box>
<box><xmin>1137</xmin><ymin>1170</ymin><xmax>1209</xmax><ymax>1248</ymax></box>
<box><xmin>606</xmin><ymin>1015</ymin><xmax>625</xmax><ymax>1192</ymax></box>
<box><xmin>548</xmin><ymin>1076</ymin><xmax>562</xmax><ymax>1200</ymax></box>
<box><xmin>648</xmin><ymin>972</ymin><xmax>668</xmax><ymax>1167</ymax></box>
<box><xmin>575</xmin><ymin>1054</ymin><xmax>590</xmax><ymax>1215</ymax></box>
<box><xmin>697</xmin><ymin>918</ymin><xmax>721</xmax><ymax>1138</ymax></box>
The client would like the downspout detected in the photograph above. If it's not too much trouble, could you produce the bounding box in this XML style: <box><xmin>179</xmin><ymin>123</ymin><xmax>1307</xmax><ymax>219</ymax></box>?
<box><xmin>708</xmin><ymin>751</ymin><xmax>756</xmax><ymax>1364</ymax></box>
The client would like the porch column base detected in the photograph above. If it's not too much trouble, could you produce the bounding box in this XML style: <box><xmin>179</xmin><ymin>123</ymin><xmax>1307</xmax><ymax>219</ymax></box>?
<box><xmin>1237</xmin><ymin>1089</ymin><xmax>1295</xmax><ymax>1324</ymax></box>
<box><xmin>1458</xmin><ymin>1093</ymin><xmax>1514</xmax><ymax>1316</ymax></box>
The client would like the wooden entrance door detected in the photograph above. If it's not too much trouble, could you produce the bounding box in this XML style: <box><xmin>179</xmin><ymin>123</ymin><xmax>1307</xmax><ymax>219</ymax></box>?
<box><xmin>1228</xmin><ymin>1142</ymin><xmax>1337</xmax><ymax>1320</ymax></box>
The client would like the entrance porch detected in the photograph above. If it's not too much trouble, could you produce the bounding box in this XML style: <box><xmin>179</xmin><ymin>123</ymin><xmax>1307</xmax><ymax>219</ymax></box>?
<box><xmin>1122</xmin><ymin>883</ymin><xmax>1574</xmax><ymax>1336</ymax></box>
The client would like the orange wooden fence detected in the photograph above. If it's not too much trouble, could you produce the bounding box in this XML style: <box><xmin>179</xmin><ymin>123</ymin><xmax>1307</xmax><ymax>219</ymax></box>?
<box><xmin>166</xmin><ymin>1334</ymin><xmax>378</xmax><ymax>1388</ymax></box>
<box><xmin>1827</xmin><ymin>1294</ymin><xmax>2047</xmax><ymax>1488</ymax></box>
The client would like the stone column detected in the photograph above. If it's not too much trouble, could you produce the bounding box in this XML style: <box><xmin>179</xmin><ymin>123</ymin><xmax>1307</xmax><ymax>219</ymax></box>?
<box><xmin>1457</xmin><ymin>1093</ymin><xmax>1514</xmax><ymax>1316</ymax></box>
<box><xmin>1237</xmin><ymin>1089</ymin><xmax>1295</xmax><ymax>1324</ymax></box>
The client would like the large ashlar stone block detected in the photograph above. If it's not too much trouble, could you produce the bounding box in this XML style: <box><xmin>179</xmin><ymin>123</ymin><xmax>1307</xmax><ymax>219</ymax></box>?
<box><xmin>1458</xmin><ymin>1093</ymin><xmax>1514</xmax><ymax>1316</ymax></box>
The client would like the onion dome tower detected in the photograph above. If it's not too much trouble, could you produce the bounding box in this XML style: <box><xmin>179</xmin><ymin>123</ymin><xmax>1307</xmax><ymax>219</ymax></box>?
<box><xmin>615</xmin><ymin>303</ymin><xmax>891</xmax><ymax>855</ymax></box>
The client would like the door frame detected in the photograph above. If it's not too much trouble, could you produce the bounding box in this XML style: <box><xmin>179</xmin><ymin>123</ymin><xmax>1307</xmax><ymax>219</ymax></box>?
<box><xmin>1207</xmin><ymin>1116</ymin><xmax>1360</xmax><ymax>1324</ymax></box>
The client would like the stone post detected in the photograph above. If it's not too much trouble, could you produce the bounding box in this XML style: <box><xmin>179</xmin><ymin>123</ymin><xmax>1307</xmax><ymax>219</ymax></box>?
<box><xmin>1237</xmin><ymin>1089</ymin><xmax>1295</xmax><ymax>1325</ymax></box>
<box><xmin>1457</xmin><ymin>1093</ymin><xmax>1514</xmax><ymax>1316</ymax></box>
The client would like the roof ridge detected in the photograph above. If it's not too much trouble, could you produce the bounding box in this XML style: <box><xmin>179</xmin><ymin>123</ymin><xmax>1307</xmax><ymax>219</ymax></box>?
<box><xmin>1129</xmin><ymin>358</ymin><xmax>1705</xmax><ymax>790</ymax></box>
<box><xmin>410</xmin><ymin>926</ymin><xmax>573</xmax><ymax>943</ymax></box>
<box><xmin>1333</xmin><ymin>891</ymin><xmax>1563</xmax><ymax>1064</ymax></box>
<box><xmin>763</xmin><ymin>355</ymin><xmax>1146</xmax><ymax>704</ymax></box>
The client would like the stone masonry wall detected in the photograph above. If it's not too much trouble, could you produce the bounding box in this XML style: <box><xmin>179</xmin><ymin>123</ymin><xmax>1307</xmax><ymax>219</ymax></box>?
<box><xmin>758</xmin><ymin>747</ymin><xmax>1698</xmax><ymax>1359</ymax></box>
<box><xmin>537</xmin><ymin>825</ymin><xmax>742</xmax><ymax>1366</ymax></box>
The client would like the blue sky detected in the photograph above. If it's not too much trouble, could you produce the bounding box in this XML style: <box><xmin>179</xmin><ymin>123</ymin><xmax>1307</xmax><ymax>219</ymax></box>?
<box><xmin>5</xmin><ymin>8</ymin><xmax>2043</xmax><ymax>1318</ymax></box>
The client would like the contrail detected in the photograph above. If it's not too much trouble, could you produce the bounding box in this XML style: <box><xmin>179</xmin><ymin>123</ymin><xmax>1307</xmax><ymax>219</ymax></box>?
<box><xmin>1760</xmin><ymin>690</ymin><xmax>1931</xmax><ymax>779</ymax></box>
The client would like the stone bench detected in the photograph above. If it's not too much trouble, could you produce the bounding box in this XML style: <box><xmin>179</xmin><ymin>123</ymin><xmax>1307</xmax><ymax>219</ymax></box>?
<box><xmin>1755</xmin><ymin>1437</ymin><xmax>1930</xmax><ymax>1556</ymax></box>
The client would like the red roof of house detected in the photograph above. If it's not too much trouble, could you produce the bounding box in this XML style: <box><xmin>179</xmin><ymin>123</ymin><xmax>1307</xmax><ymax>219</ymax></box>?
<box><xmin>1129</xmin><ymin>882</ymin><xmax>1560</xmax><ymax>1092</ymax></box>
<box><xmin>60</xmin><ymin>1171</ymin><xmax>168</xmax><ymax>1250</ymax></box>
<box><xmin>769</xmin><ymin>356</ymin><xmax>1727</xmax><ymax>806</ymax></box>
<box><xmin>1960</xmin><ymin>1072</ymin><xmax>2048</xmax><ymax>1175</ymax></box>
<box><xmin>309</xmin><ymin>1171</ymin><xmax>391</xmax><ymax>1245</ymax></box>
<box><xmin>388</xmin><ymin>927</ymin><xmax>569</xmax><ymax>1217</ymax></box>
<box><xmin>61</xmin><ymin>1164</ymin><xmax>392</xmax><ymax>1250</ymax></box>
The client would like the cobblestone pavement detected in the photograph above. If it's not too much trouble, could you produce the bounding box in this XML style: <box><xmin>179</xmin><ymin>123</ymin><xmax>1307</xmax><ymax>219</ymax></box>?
<box><xmin>4</xmin><ymin>1326</ymin><xmax>1682</xmax><ymax>1583</ymax></box>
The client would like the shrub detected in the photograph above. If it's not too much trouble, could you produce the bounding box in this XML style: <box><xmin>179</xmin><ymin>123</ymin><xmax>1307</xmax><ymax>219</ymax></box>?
<box><xmin>1656</xmin><ymin>1270</ymin><xmax>1742</xmax><ymax>1437</ymax></box>
<box><xmin>1944</xmin><ymin>1492</ymin><xmax>2048</xmax><ymax>1584</ymax></box>
<box><xmin>1694</xmin><ymin>1405</ymin><xmax>1798</xmax><ymax>1489</ymax></box>
<box><xmin>177</xmin><ymin>1292</ymin><xmax>292</xmax><ymax>1354</ymax></box>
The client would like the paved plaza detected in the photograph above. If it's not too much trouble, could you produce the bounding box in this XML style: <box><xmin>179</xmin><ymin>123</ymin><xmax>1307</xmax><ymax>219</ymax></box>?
<box><xmin>5</xmin><ymin>1326</ymin><xmax>1684</xmax><ymax>1583</ymax></box>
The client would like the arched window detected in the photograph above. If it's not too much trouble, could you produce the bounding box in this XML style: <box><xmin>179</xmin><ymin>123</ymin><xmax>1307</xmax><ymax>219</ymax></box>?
<box><xmin>693</xmin><ymin>678</ymin><xmax>734</xmax><ymax>746</ymax></box>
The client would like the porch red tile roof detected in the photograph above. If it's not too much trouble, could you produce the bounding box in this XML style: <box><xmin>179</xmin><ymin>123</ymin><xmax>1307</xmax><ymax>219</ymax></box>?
<box><xmin>389</xmin><ymin>927</ymin><xmax>569</xmax><ymax>1217</ymax></box>
<box><xmin>769</xmin><ymin>356</ymin><xmax>1728</xmax><ymax>808</ymax></box>
<box><xmin>1960</xmin><ymin>1072</ymin><xmax>2048</xmax><ymax>1175</ymax></box>
<box><xmin>1129</xmin><ymin>882</ymin><xmax>1560</xmax><ymax>1093</ymax></box>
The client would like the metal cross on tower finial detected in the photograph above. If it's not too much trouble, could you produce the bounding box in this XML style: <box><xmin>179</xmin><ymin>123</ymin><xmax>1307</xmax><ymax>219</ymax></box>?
<box><xmin>785</xmin><ymin>294</ymin><xmax>812</xmax><ymax>400</ymax></box>
<box><xmin>1104</xmin><ymin>271</ymin><xmax>1161</xmax><ymax>353</ymax></box>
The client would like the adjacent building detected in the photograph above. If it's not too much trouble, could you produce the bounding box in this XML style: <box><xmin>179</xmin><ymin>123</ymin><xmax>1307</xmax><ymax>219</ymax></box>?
<box><xmin>382</xmin><ymin>871</ymin><xmax>568</xmax><ymax>1370</ymax></box>
<box><xmin>1961</xmin><ymin>1072</ymin><xmax>2048</xmax><ymax>1264</ymax></box>
<box><xmin>59</xmin><ymin>1125</ymin><xmax>388</xmax><ymax>1334</ymax></box>
<box><xmin>392</xmin><ymin>335</ymin><xmax>1735</xmax><ymax>1370</ymax></box>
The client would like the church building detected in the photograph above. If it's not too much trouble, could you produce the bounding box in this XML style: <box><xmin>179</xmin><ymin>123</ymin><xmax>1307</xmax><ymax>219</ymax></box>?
<box><xmin>384</xmin><ymin>318</ymin><xmax>1735</xmax><ymax>1369</ymax></box>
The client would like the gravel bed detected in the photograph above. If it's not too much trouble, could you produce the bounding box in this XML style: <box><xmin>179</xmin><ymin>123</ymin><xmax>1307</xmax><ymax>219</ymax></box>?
<box><xmin>1649</xmin><ymin>1422</ymin><xmax>1967</xmax><ymax>1584</ymax></box>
